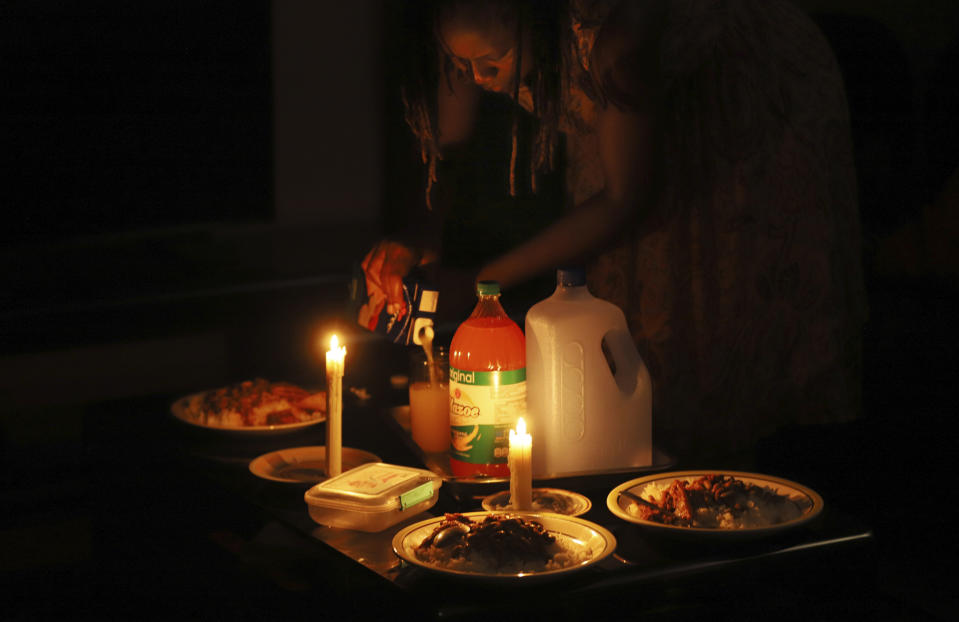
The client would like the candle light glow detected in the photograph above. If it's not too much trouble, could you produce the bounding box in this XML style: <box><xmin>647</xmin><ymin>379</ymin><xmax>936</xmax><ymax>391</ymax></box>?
<box><xmin>508</xmin><ymin>416</ymin><xmax>533</xmax><ymax>510</ymax></box>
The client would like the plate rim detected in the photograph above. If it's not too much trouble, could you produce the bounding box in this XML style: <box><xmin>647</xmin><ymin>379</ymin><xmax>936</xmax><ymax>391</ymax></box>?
<box><xmin>170</xmin><ymin>391</ymin><xmax>326</xmax><ymax>433</ymax></box>
<box><xmin>248</xmin><ymin>445</ymin><xmax>382</xmax><ymax>484</ymax></box>
<box><xmin>606</xmin><ymin>469</ymin><xmax>824</xmax><ymax>537</ymax></box>
<box><xmin>391</xmin><ymin>510</ymin><xmax>616</xmax><ymax>581</ymax></box>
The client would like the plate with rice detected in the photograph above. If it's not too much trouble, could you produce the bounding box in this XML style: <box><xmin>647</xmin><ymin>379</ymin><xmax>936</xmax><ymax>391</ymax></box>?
<box><xmin>392</xmin><ymin>511</ymin><xmax>616</xmax><ymax>581</ymax></box>
<box><xmin>607</xmin><ymin>470</ymin><xmax>823</xmax><ymax>540</ymax></box>
<box><xmin>171</xmin><ymin>379</ymin><xmax>326</xmax><ymax>434</ymax></box>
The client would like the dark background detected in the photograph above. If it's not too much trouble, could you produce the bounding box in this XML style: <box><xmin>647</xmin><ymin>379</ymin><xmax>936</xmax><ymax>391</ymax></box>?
<box><xmin>2</xmin><ymin>1</ymin><xmax>272</xmax><ymax>243</ymax></box>
<box><xmin>1</xmin><ymin>1</ymin><xmax>957</xmax><ymax>619</ymax></box>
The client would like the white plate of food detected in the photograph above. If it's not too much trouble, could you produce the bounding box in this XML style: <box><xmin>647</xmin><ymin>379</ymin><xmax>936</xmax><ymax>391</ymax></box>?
<box><xmin>392</xmin><ymin>511</ymin><xmax>616</xmax><ymax>581</ymax></box>
<box><xmin>607</xmin><ymin>470</ymin><xmax>823</xmax><ymax>540</ymax></box>
<box><xmin>171</xmin><ymin>379</ymin><xmax>326</xmax><ymax>434</ymax></box>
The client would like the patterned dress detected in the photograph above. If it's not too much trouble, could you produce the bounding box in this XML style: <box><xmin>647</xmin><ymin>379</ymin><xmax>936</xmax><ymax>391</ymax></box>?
<box><xmin>545</xmin><ymin>0</ymin><xmax>868</xmax><ymax>460</ymax></box>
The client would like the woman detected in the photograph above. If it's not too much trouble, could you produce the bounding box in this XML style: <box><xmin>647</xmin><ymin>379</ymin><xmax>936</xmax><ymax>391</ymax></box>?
<box><xmin>363</xmin><ymin>0</ymin><xmax>867</xmax><ymax>460</ymax></box>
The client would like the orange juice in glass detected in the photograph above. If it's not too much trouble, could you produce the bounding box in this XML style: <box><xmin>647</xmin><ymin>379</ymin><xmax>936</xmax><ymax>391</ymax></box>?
<box><xmin>409</xmin><ymin>346</ymin><xmax>450</xmax><ymax>453</ymax></box>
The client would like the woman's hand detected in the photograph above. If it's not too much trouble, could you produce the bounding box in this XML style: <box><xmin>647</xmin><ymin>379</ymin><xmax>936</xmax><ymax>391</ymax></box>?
<box><xmin>361</xmin><ymin>240</ymin><xmax>425</xmax><ymax>317</ymax></box>
<box><xmin>360</xmin><ymin>240</ymin><xmax>476</xmax><ymax>324</ymax></box>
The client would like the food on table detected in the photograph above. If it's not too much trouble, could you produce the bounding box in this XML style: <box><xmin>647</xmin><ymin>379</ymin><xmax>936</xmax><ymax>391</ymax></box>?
<box><xmin>186</xmin><ymin>378</ymin><xmax>325</xmax><ymax>427</ymax></box>
<box><xmin>414</xmin><ymin>513</ymin><xmax>589</xmax><ymax>573</ymax></box>
<box><xmin>630</xmin><ymin>474</ymin><xmax>809</xmax><ymax>528</ymax></box>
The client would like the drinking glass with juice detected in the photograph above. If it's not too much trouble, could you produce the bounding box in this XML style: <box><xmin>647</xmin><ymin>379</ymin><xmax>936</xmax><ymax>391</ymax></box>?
<box><xmin>409</xmin><ymin>346</ymin><xmax>450</xmax><ymax>453</ymax></box>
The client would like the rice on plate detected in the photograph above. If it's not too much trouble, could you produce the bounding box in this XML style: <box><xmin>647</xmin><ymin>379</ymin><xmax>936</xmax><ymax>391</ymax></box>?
<box><xmin>185</xmin><ymin>378</ymin><xmax>325</xmax><ymax>428</ymax></box>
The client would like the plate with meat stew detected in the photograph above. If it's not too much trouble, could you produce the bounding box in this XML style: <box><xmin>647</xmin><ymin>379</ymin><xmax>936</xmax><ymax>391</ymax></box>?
<box><xmin>171</xmin><ymin>379</ymin><xmax>326</xmax><ymax>434</ymax></box>
<box><xmin>392</xmin><ymin>511</ymin><xmax>616</xmax><ymax>581</ymax></box>
<box><xmin>607</xmin><ymin>471</ymin><xmax>823</xmax><ymax>540</ymax></box>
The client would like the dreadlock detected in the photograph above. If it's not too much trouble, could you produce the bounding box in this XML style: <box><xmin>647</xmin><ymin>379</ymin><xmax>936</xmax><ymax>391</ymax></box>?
<box><xmin>400</xmin><ymin>0</ymin><xmax>570</xmax><ymax>208</ymax></box>
<box><xmin>397</xmin><ymin>1</ymin><xmax>443</xmax><ymax>210</ymax></box>
<box><xmin>524</xmin><ymin>0</ymin><xmax>566</xmax><ymax>194</ymax></box>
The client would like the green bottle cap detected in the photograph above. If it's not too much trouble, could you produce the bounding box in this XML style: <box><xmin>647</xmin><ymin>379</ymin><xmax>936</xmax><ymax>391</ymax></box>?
<box><xmin>476</xmin><ymin>280</ymin><xmax>500</xmax><ymax>296</ymax></box>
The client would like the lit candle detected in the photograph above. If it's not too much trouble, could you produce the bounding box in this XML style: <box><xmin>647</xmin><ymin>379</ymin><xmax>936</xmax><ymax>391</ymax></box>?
<box><xmin>508</xmin><ymin>417</ymin><xmax>532</xmax><ymax>511</ymax></box>
<box><xmin>325</xmin><ymin>334</ymin><xmax>346</xmax><ymax>477</ymax></box>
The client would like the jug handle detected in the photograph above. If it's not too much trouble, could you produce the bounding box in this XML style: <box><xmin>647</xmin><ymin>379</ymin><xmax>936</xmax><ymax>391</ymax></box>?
<box><xmin>602</xmin><ymin>329</ymin><xmax>643</xmax><ymax>395</ymax></box>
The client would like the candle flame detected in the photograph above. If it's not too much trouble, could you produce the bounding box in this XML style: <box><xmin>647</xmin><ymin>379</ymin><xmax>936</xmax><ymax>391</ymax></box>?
<box><xmin>330</xmin><ymin>334</ymin><xmax>339</xmax><ymax>350</ymax></box>
<box><xmin>516</xmin><ymin>416</ymin><xmax>527</xmax><ymax>436</ymax></box>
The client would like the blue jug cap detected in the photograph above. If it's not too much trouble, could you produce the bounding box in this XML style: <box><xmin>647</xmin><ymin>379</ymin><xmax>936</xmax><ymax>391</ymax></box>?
<box><xmin>557</xmin><ymin>267</ymin><xmax>586</xmax><ymax>287</ymax></box>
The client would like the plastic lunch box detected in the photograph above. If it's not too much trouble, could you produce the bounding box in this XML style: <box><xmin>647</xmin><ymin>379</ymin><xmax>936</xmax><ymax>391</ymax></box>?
<box><xmin>304</xmin><ymin>462</ymin><xmax>442</xmax><ymax>532</ymax></box>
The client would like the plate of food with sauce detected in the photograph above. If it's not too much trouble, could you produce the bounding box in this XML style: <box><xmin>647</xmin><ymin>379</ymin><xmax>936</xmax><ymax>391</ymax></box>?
<box><xmin>171</xmin><ymin>378</ymin><xmax>326</xmax><ymax>434</ymax></box>
<box><xmin>607</xmin><ymin>471</ymin><xmax>823</xmax><ymax>540</ymax></box>
<box><xmin>392</xmin><ymin>511</ymin><xmax>615</xmax><ymax>581</ymax></box>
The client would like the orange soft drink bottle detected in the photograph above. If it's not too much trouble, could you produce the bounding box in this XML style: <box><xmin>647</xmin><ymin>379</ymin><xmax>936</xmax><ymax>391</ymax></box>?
<box><xmin>448</xmin><ymin>281</ymin><xmax>526</xmax><ymax>478</ymax></box>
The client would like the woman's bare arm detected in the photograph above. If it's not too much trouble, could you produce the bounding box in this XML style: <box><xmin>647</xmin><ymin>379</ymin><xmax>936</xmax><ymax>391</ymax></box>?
<box><xmin>476</xmin><ymin>102</ymin><xmax>652</xmax><ymax>289</ymax></box>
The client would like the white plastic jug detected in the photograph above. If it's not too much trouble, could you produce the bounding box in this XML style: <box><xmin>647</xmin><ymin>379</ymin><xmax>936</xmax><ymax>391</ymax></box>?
<box><xmin>525</xmin><ymin>268</ymin><xmax>652</xmax><ymax>478</ymax></box>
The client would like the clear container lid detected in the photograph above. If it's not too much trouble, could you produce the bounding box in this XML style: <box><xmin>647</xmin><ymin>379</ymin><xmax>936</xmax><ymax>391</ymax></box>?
<box><xmin>304</xmin><ymin>462</ymin><xmax>441</xmax><ymax>514</ymax></box>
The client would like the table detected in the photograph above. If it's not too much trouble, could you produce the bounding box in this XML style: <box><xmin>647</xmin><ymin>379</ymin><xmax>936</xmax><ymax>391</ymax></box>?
<box><xmin>51</xmin><ymin>335</ymin><xmax>927</xmax><ymax>621</ymax></box>
<box><xmin>142</xmin><ymin>360</ymin><xmax>889</xmax><ymax>618</ymax></box>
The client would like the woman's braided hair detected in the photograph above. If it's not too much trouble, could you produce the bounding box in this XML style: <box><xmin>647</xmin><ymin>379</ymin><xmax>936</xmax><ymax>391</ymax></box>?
<box><xmin>399</xmin><ymin>0</ymin><xmax>571</xmax><ymax>208</ymax></box>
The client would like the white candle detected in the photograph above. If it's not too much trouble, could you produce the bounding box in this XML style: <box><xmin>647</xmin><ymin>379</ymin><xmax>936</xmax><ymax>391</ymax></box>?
<box><xmin>508</xmin><ymin>417</ymin><xmax>532</xmax><ymax>510</ymax></box>
<box><xmin>325</xmin><ymin>334</ymin><xmax>346</xmax><ymax>477</ymax></box>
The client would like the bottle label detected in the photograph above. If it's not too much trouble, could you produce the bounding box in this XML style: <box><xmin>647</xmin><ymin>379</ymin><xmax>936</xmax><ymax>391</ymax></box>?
<box><xmin>449</xmin><ymin>367</ymin><xmax>526</xmax><ymax>465</ymax></box>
